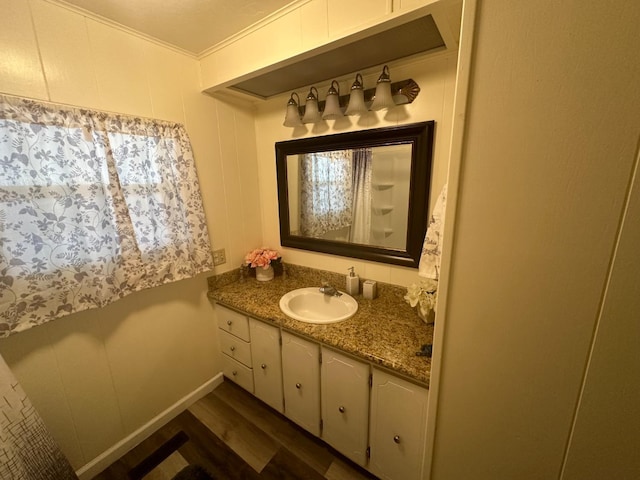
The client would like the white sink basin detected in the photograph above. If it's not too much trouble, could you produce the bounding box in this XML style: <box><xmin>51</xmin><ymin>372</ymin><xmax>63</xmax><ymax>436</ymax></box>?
<box><xmin>279</xmin><ymin>287</ymin><xmax>358</xmax><ymax>324</ymax></box>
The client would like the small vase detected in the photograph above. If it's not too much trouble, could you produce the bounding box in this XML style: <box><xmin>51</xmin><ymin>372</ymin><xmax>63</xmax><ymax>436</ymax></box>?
<box><xmin>255</xmin><ymin>265</ymin><xmax>274</xmax><ymax>282</ymax></box>
<box><xmin>417</xmin><ymin>307</ymin><xmax>435</xmax><ymax>325</ymax></box>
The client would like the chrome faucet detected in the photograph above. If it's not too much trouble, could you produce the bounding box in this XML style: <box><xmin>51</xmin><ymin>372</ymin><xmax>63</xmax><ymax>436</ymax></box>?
<box><xmin>319</xmin><ymin>283</ymin><xmax>342</xmax><ymax>297</ymax></box>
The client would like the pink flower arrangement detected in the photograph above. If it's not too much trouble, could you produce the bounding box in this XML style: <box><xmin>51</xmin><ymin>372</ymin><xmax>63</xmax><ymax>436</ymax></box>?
<box><xmin>245</xmin><ymin>247</ymin><xmax>280</xmax><ymax>269</ymax></box>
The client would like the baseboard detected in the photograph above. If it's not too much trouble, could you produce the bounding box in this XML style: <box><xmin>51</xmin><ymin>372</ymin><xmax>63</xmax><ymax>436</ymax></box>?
<box><xmin>75</xmin><ymin>373</ymin><xmax>224</xmax><ymax>480</ymax></box>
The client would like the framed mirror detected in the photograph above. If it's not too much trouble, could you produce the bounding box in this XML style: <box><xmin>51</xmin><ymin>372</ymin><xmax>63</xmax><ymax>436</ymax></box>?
<box><xmin>275</xmin><ymin>121</ymin><xmax>434</xmax><ymax>267</ymax></box>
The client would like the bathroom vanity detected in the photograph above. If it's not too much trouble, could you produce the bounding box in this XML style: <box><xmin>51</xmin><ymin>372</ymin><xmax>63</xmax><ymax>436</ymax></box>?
<box><xmin>208</xmin><ymin>264</ymin><xmax>433</xmax><ymax>480</ymax></box>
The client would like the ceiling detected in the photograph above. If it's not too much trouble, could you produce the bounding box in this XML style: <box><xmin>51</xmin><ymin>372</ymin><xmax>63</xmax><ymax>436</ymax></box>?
<box><xmin>60</xmin><ymin>0</ymin><xmax>297</xmax><ymax>55</ymax></box>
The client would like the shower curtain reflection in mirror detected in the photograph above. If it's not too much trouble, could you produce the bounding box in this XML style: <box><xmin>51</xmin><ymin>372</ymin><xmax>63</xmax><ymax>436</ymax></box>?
<box><xmin>349</xmin><ymin>148</ymin><xmax>372</xmax><ymax>244</ymax></box>
<box><xmin>298</xmin><ymin>149</ymin><xmax>372</xmax><ymax>243</ymax></box>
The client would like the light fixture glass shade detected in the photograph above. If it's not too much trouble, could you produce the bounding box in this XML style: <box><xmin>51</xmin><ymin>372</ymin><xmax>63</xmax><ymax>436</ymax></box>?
<box><xmin>283</xmin><ymin>92</ymin><xmax>302</xmax><ymax>127</ymax></box>
<box><xmin>302</xmin><ymin>87</ymin><xmax>322</xmax><ymax>123</ymax></box>
<box><xmin>322</xmin><ymin>81</ymin><xmax>343</xmax><ymax>119</ymax></box>
<box><xmin>370</xmin><ymin>65</ymin><xmax>396</xmax><ymax>111</ymax></box>
<box><xmin>345</xmin><ymin>73</ymin><xmax>368</xmax><ymax>116</ymax></box>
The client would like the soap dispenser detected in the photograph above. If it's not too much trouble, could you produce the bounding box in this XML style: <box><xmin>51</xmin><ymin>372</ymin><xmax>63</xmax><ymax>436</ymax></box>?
<box><xmin>346</xmin><ymin>267</ymin><xmax>360</xmax><ymax>295</ymax></box>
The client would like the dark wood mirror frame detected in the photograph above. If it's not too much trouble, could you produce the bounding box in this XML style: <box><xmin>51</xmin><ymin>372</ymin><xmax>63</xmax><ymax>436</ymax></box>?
<box><xmin>275</xmin><ymin>121</ymin><xmax>435</xmax><ymax>268</ymax></box>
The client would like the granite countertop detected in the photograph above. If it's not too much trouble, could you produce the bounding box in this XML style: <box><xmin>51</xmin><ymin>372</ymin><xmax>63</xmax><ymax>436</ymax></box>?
<box><xmin>207</xmin><ymin>264</ymin><xmax>434</xmax><ymax>387</ymax></box>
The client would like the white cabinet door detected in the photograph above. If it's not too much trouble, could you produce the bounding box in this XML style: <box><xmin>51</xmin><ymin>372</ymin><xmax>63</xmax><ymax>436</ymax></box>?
<box><xmin>321</xmin><ymin>347</ymin><xmax>370</xmax><ymax>467</ymax></box>
<box><xmin>249</xmin><ymin>318</ymin><xmax>283</xmax><ymax>413</ymax></box>
<box><xmin>369</xmin><ymin>368</ymin><xmax>429</xmax><ymax>480</ymax></box>
<box><xmin>281</xmin><ymin>331</ymin><xmax>321</xmax><ymax>436</ymax></box>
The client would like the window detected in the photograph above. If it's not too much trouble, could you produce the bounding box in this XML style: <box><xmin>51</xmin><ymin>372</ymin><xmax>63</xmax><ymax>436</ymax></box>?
<box><xmin>0</xmin><ymin>94</ymin><xmax>213</xmax><ymax>337</ymax></box>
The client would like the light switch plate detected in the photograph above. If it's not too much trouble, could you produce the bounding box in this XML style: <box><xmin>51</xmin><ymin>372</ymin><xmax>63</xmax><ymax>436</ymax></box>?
<box><xmin>213</xmin><ymin>248</ymin><xmax>226</xmax><ymax>266</ymax></box>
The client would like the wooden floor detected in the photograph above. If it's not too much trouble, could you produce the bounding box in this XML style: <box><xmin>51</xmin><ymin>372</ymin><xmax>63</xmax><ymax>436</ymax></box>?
<box><xmin>94</xmin><ymin>380</ymin><xmax>377</xmax><ymax>480</ymax></box>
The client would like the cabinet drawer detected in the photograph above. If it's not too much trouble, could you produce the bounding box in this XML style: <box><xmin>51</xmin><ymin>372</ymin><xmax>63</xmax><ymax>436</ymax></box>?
<box><xmin>217</xmin><ymin>305</ymin><xmax>250</xmax><ymax>341</ymax></box>
<box><xmin>221</xmin><ymin>355</ymin><xmax>254</xmax><ymax>393</ymax></box>
<box><xmin>219</xmin><ymin>329</ymin><xmax>252</xmax><ymax>367</ymax></box>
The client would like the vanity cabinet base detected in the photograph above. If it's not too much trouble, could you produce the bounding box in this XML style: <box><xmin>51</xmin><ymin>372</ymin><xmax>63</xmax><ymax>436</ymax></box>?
<box><xmin>215</xmin><ymin>304</ymin><xmax>430</xmax><ymax>480</ymax></box>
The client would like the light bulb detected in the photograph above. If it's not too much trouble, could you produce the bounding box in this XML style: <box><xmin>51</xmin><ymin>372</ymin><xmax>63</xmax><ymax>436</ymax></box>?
<box><xmin>283</xmin><ymin>92</ymin><xmax>302</xmax><ymax>127</ymax></box>
<box><xmin>345</xmin><ymin>73</ymin><xmax>368</xmax><ymax>116</ymax></box>
<box><xmin>322</xmin><ymin>81</ymin><xmax>343</xmax><ymax>120</ymax></box>
<box><xmin>370</xmin><ymin>65</ymin><xmax>396</xmax><ymax>111</ymax></box>
<box><xmin>302</xmin><ymin>87</ymin><xmax>322</xmax><ymax>123</ymax></box>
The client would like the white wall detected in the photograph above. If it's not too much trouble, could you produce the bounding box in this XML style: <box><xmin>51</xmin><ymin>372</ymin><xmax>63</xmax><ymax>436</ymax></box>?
<box><xmin>0</xmin><ymin>0</ymin><xmax>262</xmax><ymax>472</ymax></box>
<box><xmin>254</xmin><ymin>52</ymin><xmax>457</xmax><ymax>286</ymax></box>
<box><xmin>561</xmin><ymin>156</ymin><xmax>640</xmax><ymax>479</ymax></box>
<box><xmin>431</xmin><ymin>0</ymin><xmax>640</xmax><ymax>478</ymax></box>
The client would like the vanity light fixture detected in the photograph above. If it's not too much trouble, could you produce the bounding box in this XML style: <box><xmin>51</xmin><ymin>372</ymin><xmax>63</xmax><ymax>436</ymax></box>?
<box><xmin>283</xmin><ymin>66</ymin><xmax>421</xmax><ymax>127</ymax></box>
<box><xmin>322</xmin><ymin>81</ymin><xmax>343</xmax><ymax>120</ymax></box>
<box><xmin>302</xmin><ymin>87</ymin><xmax>322</xmax><ymax>123</ymax></box>
<box><xmin>344</xmin><ymin>73</ymin><xmax>368</xmax><ymax>116</ymax></box>
<box><xmin>283</xmin><ymin>92</ymin><xmax>303</xmax><ymax>127</ymax></box>
<box><xmin>370</xmin><ymin>65</ymin><xmax>395</xmax><ymax>111</ymax></box>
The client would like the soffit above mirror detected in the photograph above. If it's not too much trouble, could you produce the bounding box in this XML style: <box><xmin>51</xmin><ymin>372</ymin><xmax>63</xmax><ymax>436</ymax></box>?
<box><xmin>229</xmin><ymin>15</ymin><xmax>445</xmax><ymax>99</ymax></box>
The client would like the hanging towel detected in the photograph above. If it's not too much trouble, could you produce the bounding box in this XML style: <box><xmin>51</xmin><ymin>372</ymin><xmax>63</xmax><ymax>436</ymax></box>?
<box><xmin>0</xmin><ymin>354</ymin><xmax>78</xmax><ymax>479</ymax></box>
<box><xmin>419</xmin><ymin>183</ymin><xmax>447</xmax><ymax>280</ymax></box>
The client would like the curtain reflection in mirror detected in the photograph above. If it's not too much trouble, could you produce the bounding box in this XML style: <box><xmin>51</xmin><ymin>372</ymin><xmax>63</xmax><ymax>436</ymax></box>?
<box><xmin>299</xmin><ymin>151</ymin><xmax>353</xmax><ymax>238</ymax></box>
<box><xmin>349</xmin><ymin>148</ymin><xmax>372</xmax><ymax>244</ymax></box>
<box><xmin>298</xmin><ymin>149</ymin><xmax>373</xmax><ymax>244</ymax></box>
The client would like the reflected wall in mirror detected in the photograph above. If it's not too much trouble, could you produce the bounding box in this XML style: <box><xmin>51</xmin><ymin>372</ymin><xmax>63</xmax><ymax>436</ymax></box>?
<box><xmin>276</xmin><ymin>122</ymin><xmax>434</xmax><ymax>267</ymax></box>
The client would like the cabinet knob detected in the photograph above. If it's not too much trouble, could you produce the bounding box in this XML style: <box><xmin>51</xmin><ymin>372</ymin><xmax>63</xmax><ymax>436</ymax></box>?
<box><xmin>230</xmin><ymin>346</ymin><xmax>235</xmax><ymax>351</ymax></box>
<box><xmin>232</xmin><ymin>370</ymin><xmax>237</xmax><ymax>376</ymax></box>
<box><xmin>226</xmin><ymin>320</ymin><xmax>232</xmax><ymax>326</ymax></box>
<box><xmin>338</xmin><ymin>406</ymin><xmax>345</xmax><ymax>413</ymax></box>
<box><xmin>296</xmin><ymin>383</ymin><xmax>302</xmax><ymax>389</ymax></box>
<box><xmin>261</xmin><ymin>363</ymin><xmax>267</xmax><ymax>369</ymax></box>
<box><xmin>393</xmin><ymin>435</ymin><xmax>401</xmax><ymax>444</ymax></box>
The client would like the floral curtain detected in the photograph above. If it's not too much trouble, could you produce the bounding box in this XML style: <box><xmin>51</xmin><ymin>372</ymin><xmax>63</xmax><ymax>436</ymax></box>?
<box><xmin>299</xmin><ymin>151</ymin><xmax>352</xmax><ymax>238</ymax></box>
<box><xmin>0</xmin><ymin>94</ymin><xmax>213</xmax><ymax>337</ymax></box>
